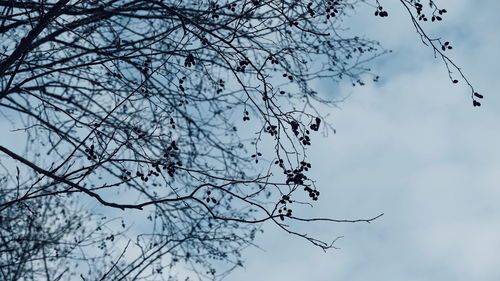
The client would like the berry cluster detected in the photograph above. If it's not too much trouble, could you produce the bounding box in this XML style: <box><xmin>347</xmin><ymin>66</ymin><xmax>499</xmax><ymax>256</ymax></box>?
<box><xmin>164</xmin><ymin>141</ymin><xmax>179</xmax><ymax>156</ymax></box>
<box><xmin>236</xmin><ymin>60</ymin><xmax>249</xmax><ymax>72</ymax></box>
<box><xmin>413</xmin><ymin>2</ymin><xmax>447</xmax><ymax>22</ymax></box>
<box><xmin>374</xmin><ymin>5</ymin><xmax>388</xmax><ymax>17</ymax></box>
<box><xmin>414</xmin><ymin>2</ymin><xmax>424</xmax><ymax>14</ymax></box>
<box><xmin>120</xmin><ymin>163</ymin><xmax>168</xmax><ymax>183</ymax></box>
<box><xmin>278</xmin><ymin>206</ymin><xmax>292</xmax><ymax>221</ymax></box>
<box><xmin>211</xmin><ymin>3</ymin><xmax>220</xmax><ymax>19</ymax></box>
<box><xmin>290</xmin><ymin>121</ymin><xmax>300</xmax><ymax>136</ymax></box>
<box><xmin>216</xmin><ymin>79</ymin><xmax>225</xmax><ymax>94</ymax></box>
<box><xmin>284</xmin><ymin>161</ymin><xmax>312</xmax><ymax>186</ymax></box>
<box><xmin>120</xmin><ymin>168</ymin><xmax>132</xmax><ymax>181</ymax></box>
<box><xmin>325</xmin><ymin>0</ymin><xmax>340</xmax><ymax>19</ymax></box>
<box><xmin>285</xmin><ymin>168</ymin><xmax>307</xmax><ymax>185</ymax></box>
<box><xmin>299</xmin><ymin>161</ymin><xmax>312</xmax><ymax>171</ymax></box>
<box><xmin>304</xmin><ymin>186</ymin><xmax>320</xmax><ymax>201</ymax></box>
<box><xmin>265</xmin><ymin>124</ymin><xmax>278</xmax><ymax>136</ymax></box>
<box><xmin>135</xmin><ymin>170</ymin><xmax>155</xmax><ymax>182</ymax></box>
<box><xmin>299</xmin><ymin>134</ymin><xmax>311</xmax><ymax>146</ymax></box>
<box><xmin>309</xmin><ymin>117</ymin><xmax>321</xmax><ymax>131</ymax></box>
<box><xmin>132</xmin><ymin>126</ymin><xmax>147</xmax><ymax>138</ymax></box>
<box><xmin>226</xmin><ymin>3</ymin><xmax>237</xmax><ymax>12</ymax></box>
<box><xmin>169</xmin><ymin>117</ymin><xmax>176</xmax><ymax>129</ymax></box>
<box><xmin>441</xmin><ymin>41</ymin><xmax>452</xmax><ymax>51</ymax></box>
<box><xmin>282</xmin><ymin>72</ymin><xmax>293</xmax><ymax>81</ymax></box>
<box><xmin>250</xmin><ymin>152</ymin><xmax>262</xmax><ymax>163</ymax></box>
<box><xmin>204</xmin><ymin>190</ymin><xmax>217</xmax><ymax>204</ymax></box>
<box><xmin>473</xmin><ymin>93</ymin><xmax>483</xmax><ymax>107</ymax></box>
<box><xmin>306</xmin><ymin>2</ymin><xmax>315</xmax><ymax>17</ymax></box>
<box><xmin>184</xmin><ymin>54</ymin><xmax>195</xmax><ymax>67</ymax></box>
<box><xmin>267</xmin><ymin>55</ymin><xmax>279</xmax><ymax>65</ymax></box>
<box><xmin>85</xmin><ymin>144</ymin><xmax>98</xmax><ymax>160</ymax></box>
<box><xmin>164</xmin><ymin>162</ymin><xmax>179</xmax><ymax>177</ymax></box>
<box><xmin>178</xmin><ymin>76</ymin><xmax>186</xmax><ymax>92</ymax></box>
<box><xmin>279</xmin><ymin>194</ymin><xmax>291</xmax><ymax>204</ymax></box>
<box><xmin>242</xmin><ymin>110</ymin><xmax>250</xmax><ymax>121</ymax></box>
<box><xmin>278</xmin><ymin>195</ymin><xmax>293</xmax><ymax>220</ymax></box>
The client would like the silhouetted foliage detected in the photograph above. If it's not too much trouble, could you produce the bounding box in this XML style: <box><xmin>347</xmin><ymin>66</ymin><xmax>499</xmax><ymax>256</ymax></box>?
<box><xmin>0</xmin><ymin>0</ymin><xmax>479</xmax><ymax>280</ymax></box>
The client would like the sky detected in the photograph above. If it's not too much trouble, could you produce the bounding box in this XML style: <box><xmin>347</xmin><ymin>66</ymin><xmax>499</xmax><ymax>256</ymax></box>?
<box><xmin>230</xmin><ymin>1</ymin><xmax>500</xmax><ymax>281</ymax></box>
<box><xmin>1</xmin><ymin>1</ymin><xmax>499</xmax><ymax>280</ymax></box>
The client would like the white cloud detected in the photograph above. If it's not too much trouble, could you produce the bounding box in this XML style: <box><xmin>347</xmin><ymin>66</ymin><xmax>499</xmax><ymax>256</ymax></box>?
<box><xmin>231</xmin><ymin>1</ymin><xmax>500</xmax><ymax>280</ymax></box>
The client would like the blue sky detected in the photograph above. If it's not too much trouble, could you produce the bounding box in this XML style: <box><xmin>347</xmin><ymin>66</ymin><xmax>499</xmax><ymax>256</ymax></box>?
<box><xmin>230</xmin><ymin>1</ymin><xmax>500</xmax><ymax>280</ymax></box>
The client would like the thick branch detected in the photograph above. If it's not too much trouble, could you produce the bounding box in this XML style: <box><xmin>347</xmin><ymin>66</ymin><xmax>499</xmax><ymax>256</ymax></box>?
<box><xmin>0</xmin><ymin>0</ymin><xmax>70</xmax><ymax>80</ymax></box>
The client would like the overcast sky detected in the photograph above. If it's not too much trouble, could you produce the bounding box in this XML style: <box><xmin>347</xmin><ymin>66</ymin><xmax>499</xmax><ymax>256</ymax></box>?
<box><xmin>1</xmin><ymin>1</ymin><xmax>498</xmax><ymax>280</ymax></box>
<box><xmin>231</xmin><ymin>1</ymin><xmax>500</xmax><ymax>280</ymax></box>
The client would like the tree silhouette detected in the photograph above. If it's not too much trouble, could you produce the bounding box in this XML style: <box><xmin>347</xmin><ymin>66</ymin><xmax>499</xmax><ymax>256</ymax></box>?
<box><xmin>0</xmin><ymin>0</ymin><xmax>480</xmax><ymax>280</ymax></box>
